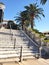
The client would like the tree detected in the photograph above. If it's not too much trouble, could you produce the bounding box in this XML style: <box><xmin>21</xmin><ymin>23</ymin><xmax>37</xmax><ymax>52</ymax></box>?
<box><xmin>24</xmin><ymin>3</ymin><xmax>45</xmax><ymax>29</ymax></box>
<box><xmin>15</xmin><ymin>11</ymin><xmax>28</xmax><ymax>30</ymax></box>
<box><xmin>7</xmin><ymin>20</ymin><xmax>18</xmax><ymax>29</ymax></box>
<box><xmin>40</xmin><ymin>0</ymin><xmax>47</xmax><ymax>5</ymax></box>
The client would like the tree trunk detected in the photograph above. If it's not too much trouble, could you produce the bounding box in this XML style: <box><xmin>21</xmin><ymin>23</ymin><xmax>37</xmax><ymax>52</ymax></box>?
<box><xmin>22</xmin><ymin>24</ymin><xmax>23</xmax><ymax>30</ymax></box>
<box><xmin>22</xmin><ymin>21</ymin><xmax>24</xmax><ymax>30</ymax></box>
<box><xmin>31</xmin><ymin>20</ymin><xmax>34</xmax><ymax>29</ymax></box>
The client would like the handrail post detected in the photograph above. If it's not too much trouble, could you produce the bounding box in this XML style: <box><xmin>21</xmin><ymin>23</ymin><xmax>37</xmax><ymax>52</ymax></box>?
<box><xmin>39</xmin><ymin>46</ymin><xmax>42</xmax><ymax>58</ymax></box>
<box><xmin>0</xmin><ymin>63</ymin><xmax>2</xmax><ymax>65</ymax></box>
<box><xmin>19</xmin><ymin>46</ymin><xmax>22</xmax><ymax>62</ymax></box>
<box><xmin>28</xmin><ymin>39</ymin><xmax>30</xmax><ymax>48</ymax></box>
<box><xmin>13</xmin><ymin>38</ymin><xmax>16</xmax><ymax>49</ymax></box>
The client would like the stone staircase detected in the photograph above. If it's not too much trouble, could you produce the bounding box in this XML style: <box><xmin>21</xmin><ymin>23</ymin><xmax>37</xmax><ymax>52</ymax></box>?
<box><xmin>0</xmin><ymin>29</ymin><xmax>39</xmax><ymax>62</ymax></box>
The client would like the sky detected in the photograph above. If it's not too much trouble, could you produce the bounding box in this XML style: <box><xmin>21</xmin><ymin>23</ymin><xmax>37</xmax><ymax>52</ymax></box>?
<box><xmin>0</xmin><ymin>0</ymin><xmax>49</xmax><ymax>32</ymax></box>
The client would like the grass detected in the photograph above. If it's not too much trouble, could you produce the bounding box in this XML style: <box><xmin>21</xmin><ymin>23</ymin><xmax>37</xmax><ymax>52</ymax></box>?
<box><xmin>28</xmin><ymin>28</ymin><xmax>45</xmax><ymax>38</ymax></box>
<box><xmin>43</xmin><ymin>39</ymin><xmax>49</xmax><ymax>42</ymax></box>
<box><xmin>27</xmin><ymin>28</ymin><xmax>49</xmax><ymax>45</ymax></box>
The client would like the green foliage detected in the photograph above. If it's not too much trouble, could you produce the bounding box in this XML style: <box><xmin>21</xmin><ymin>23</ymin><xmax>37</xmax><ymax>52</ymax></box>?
<box><xmin>24</xmin><ymin>3</ymin><xmax>45</xmax><ymax>28</ymax></box>
<box><xmin>32</xmin><ymin>29</ymin><xmax>39</xmax><ymax>33</ymax></box>
<box><xmin>43</xmin><ymin>39</ymin><xmax>49</xmax><ymax>42</ymax></box>
<box><xmin>28</xmin><ymin>28</ymin><xmax>45</xmax><ymax>38</ymax></box>
<box><xmin>40</xmin><ymin>0</ymin><xmax>47</xmax><ymax>5</ymax></box>
<box><xmin>39</xmin><ymin>34</ymin><xmax>45</xmax><ymax>38</ymax></box>
<box><xmin>0</xmin><ymin>2</ymin><xmax>5</xmax><ymax>5</ymax></box>
<box><xmin>7</xmin><ymin>20</ymin><xmax>19</xmax><ymax>29</ymax></box>
<box><xmin>28</xmin><ymin>28</ymin><xmax>39</xmax><ymax>33</ymax></box>
<box><xmin>15</xmin><ymin>11</ymin><xmax>28</xmax><ymax>30</ymax></box>
<box><xmin>15</xmin><ymin>3</ymin><xmax>45</xmax><ymax>30</ymax></box>
<box><xmin>43</xmin><ymin>37</ymin><xmax>49</xmax><ymax>43</ymax></box>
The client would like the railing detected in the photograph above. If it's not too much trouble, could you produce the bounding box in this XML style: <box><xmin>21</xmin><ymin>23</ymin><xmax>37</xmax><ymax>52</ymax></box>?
<box><xmin>0</xmin><ymin>29</ymin><xmax>41</xmax><ymax>62</ymax></box>
<box><xmin>24</xmin><ymin>27</ymin><xmax>41</xmax><ymax>46</ymax></box>
<box><xmin>21</xmin><ymin>27</ymin><xmax>46</xmax><ymax>58</ymax></box>
<box><xmin>20</xmin><ymin>30</ymin><xmax>41</xmax><ymax>58</ymax></box>
<box><xmin>0</xmin><ymin>45</ymin><xmax>40</xmax><ymax>61</ymax></box>
<box><xmin>23</xmin><ymin>28</ymin><xmax>49</xmax><ymax>58</ymax></box>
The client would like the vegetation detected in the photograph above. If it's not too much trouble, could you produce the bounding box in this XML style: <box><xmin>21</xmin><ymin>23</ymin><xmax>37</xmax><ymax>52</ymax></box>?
<box><xmin>7</xmin><ymin>20</ymin><xmax>19</xmax><ymax>29</ymax></box>
<box><xmin>40</xmin><ymin>0</ymin><xmax>47</xmax><ymax>5</ymax></box>
<box><xmin>43</xmin><ymin>39</ymin><xmax>49</xmax><ymax>42</ymax></box>
<box><xmin>15</xmin><ymin>11</ymin><xmax>28</xmax><ymax>30</ymax></box>
<box><xmin>15</xmin><ymin>3</ymin><xmax>45</xmax><ymax>30</ymax></box>
<box><xmin>28</xmin><ymin>28</ymin><xmax>45</xmax><ymax>38</ymax></box>
<box><xmin>24</xmin><ymin>3</ymin><xmax>45</xmax><ymax>29</ymax></box>
<box><xmin>14</xmin><ymin>2</ymin><xmax>48</xmax><ymax>43</ymax></box>
<box><xmin>14</xmin><ymin>1</ymin><xmax>49</xmax><ymax>44</ymax></box>
<box><xmin>43</xmin><ymin>37</ymin><xmax>49</xmax><ymax>42</ymax></box>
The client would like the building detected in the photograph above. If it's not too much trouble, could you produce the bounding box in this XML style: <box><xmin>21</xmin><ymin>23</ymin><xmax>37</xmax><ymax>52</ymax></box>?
<box><xmin>0</xmin><ymin>2</ymin><xmax>5</xmax><ymax>22</ymax></box>
<box><xmin>0</xmin><ymin>2</ymin><xmax>17</xmax><ymax>29</ymax></box>
<box><xmin>42</xmin><ymin>31</ymin><xmax>49</xmax><ymax>39</ymax></box>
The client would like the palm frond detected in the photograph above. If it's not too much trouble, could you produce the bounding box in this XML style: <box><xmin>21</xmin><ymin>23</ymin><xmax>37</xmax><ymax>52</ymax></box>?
<box><xmin>35</xmin><ymin>15</ymin><xmax>41</xmax><ymax>20</ymax></box>
<box><xmin>40</xmin><ymin>0</ymin><xmax>47</xmax><ymax>5</ymax></box>
<box><xmin>24</xmin><ymin>6</ymin><xmax>30</xmax><ymax>10</ymax></box>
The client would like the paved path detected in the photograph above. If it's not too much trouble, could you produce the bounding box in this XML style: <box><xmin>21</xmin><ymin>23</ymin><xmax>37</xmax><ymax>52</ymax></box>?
<box><xmin>19</xmin><ymin>58</ymin><xmax>49</xmax><ymax>65</ymax></box>
<box><xmin>1</xmin><ymin>58</ymin><xmax>49</xmax><ymax>65</ymax></box>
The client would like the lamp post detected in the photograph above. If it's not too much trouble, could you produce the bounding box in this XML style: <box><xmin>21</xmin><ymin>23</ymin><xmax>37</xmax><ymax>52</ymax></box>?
<box><xmin>0</xmin><ymin>2</ymin><xmax>5</xmax><ymax>26</ymax></box>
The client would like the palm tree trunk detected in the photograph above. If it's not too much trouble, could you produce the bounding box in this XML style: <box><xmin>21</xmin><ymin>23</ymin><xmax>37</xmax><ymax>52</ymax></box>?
<box><xmin>31</xmin><ymin>20</ymin><xmax>34</xmax><ymax>29</ymax></box>
<box><xmin>22</xmin><ymin>21</ymin><xmax>25</xmax><ymax>30</ymax></box>
<box><xmin>22</xmin><ymin>24</ymin><xmax>23</xmax><ymax>30</ymax></box>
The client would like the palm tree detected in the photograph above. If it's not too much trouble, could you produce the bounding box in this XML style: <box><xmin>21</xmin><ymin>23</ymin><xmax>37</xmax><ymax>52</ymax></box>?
<box><xmin>15</xmin><ymin>11</ymin><xmax>28</xmax><ymax>30</ymax></box>
<box><xmin>24</xmin><ymin>3</ymin><xmax>45</xmax><ymax>29</ymax></box>
<box><xmin>40</xmin><ymin>0</ymin><xmax>47</xmax><ymax>5</ymax></box>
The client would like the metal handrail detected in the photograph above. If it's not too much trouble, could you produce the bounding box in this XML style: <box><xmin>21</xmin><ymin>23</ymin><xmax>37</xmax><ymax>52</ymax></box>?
<box><xmin>21</xmin><ymin>30</ymin><xmax>39</xmax><ymax>47</ymax></box>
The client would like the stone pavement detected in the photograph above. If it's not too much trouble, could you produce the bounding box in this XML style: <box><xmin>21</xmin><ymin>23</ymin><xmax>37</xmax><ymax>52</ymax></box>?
<box><xmin>19</xmin><ymin>58</ymin><xmax>49</xmax><ymax>65</ymax></box>
<box><xmin>1</xmin><ymin>58</ymin><xmax>49</xmax><ymax>65</ymax></box>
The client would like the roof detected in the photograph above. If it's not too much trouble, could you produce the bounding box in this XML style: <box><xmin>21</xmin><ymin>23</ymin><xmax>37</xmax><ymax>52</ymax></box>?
<box><xmin>42</xmin><ymin>31</ymin><xmax>49</xmax><ymax>33</ymax></box>
<box><xmin>0</xmin><ymin>2</ymin><xmax>5</xmax><ymax>5</ymax></box>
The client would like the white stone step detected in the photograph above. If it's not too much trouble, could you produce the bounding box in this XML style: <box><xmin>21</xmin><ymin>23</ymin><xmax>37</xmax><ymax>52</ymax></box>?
<box><xmin>22</xmin><ymin>56</ymin><xmax>35</xmax><ymax>60</ymax></box>
<box><xmin>0</xmin><ymin>50</ymin><xmax>17</xmax><ymax>54</ymax></box>
<box><xmin>0</xmin><ymin>57</ymin><xmax>19</xmax><ymax>63</ymax></box>
<box><xmin>0</xmin><ymin>54</ymin><xmax>19</xmax><ymax>59</ymax></box>
<box><xmin>0</xmin><ymin>29</ymin><xmax>38</xmax><ymax>60</ymax></box>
